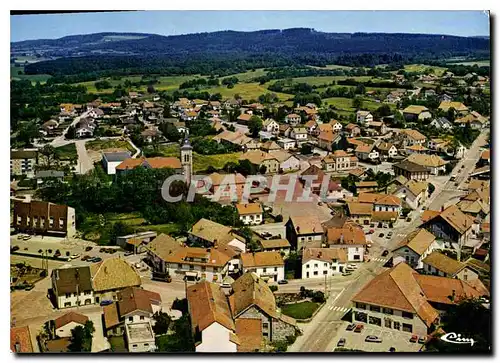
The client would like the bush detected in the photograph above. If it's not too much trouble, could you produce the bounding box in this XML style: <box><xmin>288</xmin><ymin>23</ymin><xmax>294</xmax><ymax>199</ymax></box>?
<box><xmin>270</xmin><ymin>285</ymin><xmax>278</xmax><ymax>292</ymax></box>
<box><xmin>312</xmin><ymin>291</ymin><xmax>325</xmax><ymax>303</ymax></box>
<box><xmin>275</xmin><ymin>214</ymin><xmax>283</xmax><ymax>222</ymax></box>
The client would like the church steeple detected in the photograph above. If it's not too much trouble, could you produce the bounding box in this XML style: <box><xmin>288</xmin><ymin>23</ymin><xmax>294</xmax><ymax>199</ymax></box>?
<box><xmin>180</xmin><ymin>137</ymin><xmax>193</xmax><ymax>185</ymax></box>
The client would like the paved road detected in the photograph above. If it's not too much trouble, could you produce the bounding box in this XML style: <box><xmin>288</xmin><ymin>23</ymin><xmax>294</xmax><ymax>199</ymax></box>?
<box><xmin>50</xmin><ymin>111</ymin><xmax>91</xmax><ymax>148</ymax></box>
<box><xmin>289</xmin><ymin>129</ymin><xmax>488</xmax><ymax>352</ymax></box>
<box><xmin>75</xmin><ymin>140</ymin><xmax>94</xmax><ymax>174</ymax></box>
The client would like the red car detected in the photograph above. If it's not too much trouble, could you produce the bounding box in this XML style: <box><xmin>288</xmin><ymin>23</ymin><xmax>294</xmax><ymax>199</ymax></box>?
<box><xmin>354</xmin><ymin>324</ymin><xmax>364</xmax><ymax>333</ymax></box>
<box><xmin>410</xmin><ymin>335</ymin><xmax>418</xmax><ymax>343</ymax></box>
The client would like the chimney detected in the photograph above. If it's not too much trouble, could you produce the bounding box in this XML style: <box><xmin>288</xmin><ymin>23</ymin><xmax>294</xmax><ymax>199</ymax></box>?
<box><xmin>340</xmin><ymin>234</ymin><xmax>344</xmax><ymax>244</ymax></box>
<box><xmin>441</xmin><ymin>205</ymin><xmax>445</xmax><ymax>212</ymax></box>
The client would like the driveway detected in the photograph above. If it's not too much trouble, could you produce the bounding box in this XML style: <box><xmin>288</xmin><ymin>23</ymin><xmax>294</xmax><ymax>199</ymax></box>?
<box><xmin>88</xmin><ymin>311</ymin><xmax>111</xmax><ymax>352</ymax></box>
<box><xmin>75</xmin><ymin>140</ymin><xmax>94</xmax><ymax>174</ymax></box>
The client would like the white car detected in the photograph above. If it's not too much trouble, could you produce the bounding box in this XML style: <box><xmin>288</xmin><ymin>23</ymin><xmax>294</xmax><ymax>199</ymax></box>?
<box><xmin>70</xmin><ymin>254</ymin><xmax>81</xmax><ymax>260</ymax></box>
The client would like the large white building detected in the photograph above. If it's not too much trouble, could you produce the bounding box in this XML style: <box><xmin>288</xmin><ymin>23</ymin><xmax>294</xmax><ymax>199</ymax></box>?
<box><xmin>301</xmin><ymin>248</ymin><xmax>348</xmax><ymax>278</ymax></box>
<box><xmin>240</xmin><ymin>251</ymin><xmax>285</xmax><ymax>282</ymax></box>
<box><xmin>236</xmin><ymin>203</ymin><xmax>263</xmax><ymax>225</ymax></box>
<box><xmin>102</xmin><ymin>151</ymin><xmax>132</xmax><ymax>175</ymax></box>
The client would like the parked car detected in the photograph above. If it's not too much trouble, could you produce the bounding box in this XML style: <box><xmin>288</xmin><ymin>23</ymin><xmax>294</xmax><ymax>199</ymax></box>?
<box><xmin>54</xmin><ymin>251</ymin><xmax>61</xmax><ymax>257</ymax></box>
<box><xmin>277</xmin><ymin>280</ymin><xmax>288</xmax><ymax>285</ymax></box>
<box><xmin>378</xmin><ymin>233</ymin><xmax>384</xmax><ymax>238</ymax></box>
<box><xmin>337</xmin><ymin>338</ymin><xmax>346</xmax><ymax>347</ymax></box>
<box><xmin>382</xmin><ymin>250</ymin><xmax>389</xmax><ymax>257</ymax></box>
<box><xmin>22</xmin><ymin>235</ymin><xmax>31</xmax><ymax>241</ymax></box>
<box><xmin>99</xmin><ymin>248</ymin><xmax>106</xmax><ymax>253</ymax></box>
<box><xmin>17</xmin><ymin>234</ymin><xmax>24</xmax><ymax>240</ymax></box>
<box><xmin>342</xmin><ymin>271</ymin><xmax>352</xmax><ymax>276</ymax></box>
<box><xmin>418</xmin><ymin>336</ymin><xmax>427</xmax><ymax>344</ymax></box>
<box><xmin>406</xmin><ymin>217</ymin><xmax>412</xmax><ymax>222</ymax></box>
<box><xmin>81</xmin><ymin>255</ymin><xmax>91</xmax><ymax>261</ymax></box>
<box><xmin>410</xmin><ymin>335</ymin><xmax>418</xmax><ymax>343</ymax></box>
<box><xmin>386</xmin><ymin>232</ymin><xmax>393</xmax><ymax>239</ymax></box>
<box><xmin>25</xmin><ymin>284</ymin><xmax>35</xmax><ymax>291</ymax></box>
<box><xmin>91</xmin><ymin>257</ymin><xmax>102</xmax><ymax>263</ymax></box>
<box><xmin>365</xmin><ymin>335</ymin><xmax>382</xmax><ymax>343</ymax></box>
<box><xmin>11</xmin><ymin>246</ymin><xmax>20</xmax><ymax>252</ymax></box>
<box><xmin>346</xmin><ymin>324</ymin><xmax>356</xmax><ymax>331</ymax></box>
<box><xmin>368</xmin><ymin>229</ymin><xmax>375</xmax><ymax>234</ymax></box>
<box><xmin>124</xmin><ymin>251</ymin><xmax>134</xmax><ymax>256</ymax></box>
<box><xmin>354</xmin><ymin>324</ymin><xmax>364</xmax><ymax>333</ymax></box>
<box><xmin>100</xmin><ymin>300</ymin><xmax>113</xmax><ymax>306</ymax></box>
<box><xmin>85</xmin><ymin>246</ymin><xmax>93</xmax><ymax>252</ymax></box>
<box><xmin>70</xmin><ymin>254</ymin><xmax>80</xmax><ymax>260</ymax></box>
<box><xmin>389</xmin><ymin>347</ymin><xmax>396</xmax><ymax>352</ymax></box>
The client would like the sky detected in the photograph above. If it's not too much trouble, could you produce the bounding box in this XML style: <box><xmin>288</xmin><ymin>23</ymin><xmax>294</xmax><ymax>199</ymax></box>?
<box><xmin>10</xmin><ymin>10</ymin><xmax>490</xmax><ymax>42</ymax></box>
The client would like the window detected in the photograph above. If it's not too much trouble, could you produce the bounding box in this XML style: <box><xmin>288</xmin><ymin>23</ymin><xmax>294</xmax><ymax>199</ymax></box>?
<box><xmin>262</xmin><ymin>323</ymin><xmax>269</xmax><ymax>330</ymax></box>
<box><xmin>393</xmin><ymin>322</ymin><xmax>401</xmax><ymax>330</ymax></box>
<box><xmin>323</xmin><ymin>270</ymin><xmax>328</xmax><ymax>275</ymax></box>
<box><xmin>306</xmin><ymin>264</ymin><xmax>309</xmax><ymax>269</ymax></box>
<box><xmin>370</xmin><ymin>305</ymin><xmax>381</xmax><ymax>312</ymax></box>
<box><xmin>201</xmin><ymin>266</ymin><xmax>206</xmax><ymax>272</ymax></box>
<box><xmin>144</xmin><ymin>343</ymin><xmax>149</xmax><ymax>347</ymax></box>
<box><xmin>402</xmin><ymin>323</ymin><xmax>413</xmax><ymax>333</ymax></box>
<box><xmin>189</xmin><ymin>265</ymin><xmax>194</xmax><ymax>270</ymax></box>
<box><xmin>384</xmin><ymin>318</ymin><xmax>392</xmax><ymax>328</ymax></box>
<box><xmin>369</xmin><ymin>316</ymin><xmax>382</xmax><ymax>326</ymax></box>
<box><xmin>313</xmin><ymin>271</ymin><xmax>318</xmax><ymax>276</ymax></box>
<box><xmin>314</xmin><ymin>264</ymin><xmax>318</xmax><ymax>268</ymax></box>
<box><xmin>308</xmin><ymin>237</ymin><xmax>312</xmax><ymax>241</ymax></box>
<box><xmin>274</xmin><ymin>267</ymin><xmax>277</xmax><ymax>272</ymax></box>
<box><xmin>59</xmin><ymin>218</ymin><xmax>64</xmax><ymax>227</ymax></box>
<box><xmin>64</xmin><ymin>302</ymin><xmax>71</xmax><ymax>307</ymax></box>
<box><xmin>324</xmin><ymin>263</ymin><xmax>328</xmax><ymax>267</ymax></box>
<box><xmin>383</xmin><ymin>308</ymin><xmax>393</xmax><ymax>315</ymax></box>
<box><xmin>128</xmin><ymin>317</ymin><xmax>133</xmax><ymax>322</ymax></box>
<box><xmin>356</xmin><ymin>303</ymin><xmax>366</xmax><ymax>310</ymax></box>
<box><xmin>213</xmin><ymin>267</ymin><xmax>218</xmax><ymax>273</ymax></box>
<box><xmin>402</xmin><ymin>311</ymin><xmax>413</xmax><ymax>319</ymax></box>
<box><xmin>263</xmin><ymin>268</ymin><xmax>267</xmax><ymax>273</ymax></box>
<box><xmin>332</xmin><ymin>266</ymin><xmax>337</xmax><ymax>271</ymax></box>
<box><xmin>17</xmin><ymin>216</ymin><xmax>21</xmax><ymax>224</ymax></box>
<box><xmin>132</xmin><ymin>344</ymin><xmax>138</xmax><ymax>348</ymax></box>
<box><xmin>65</xmin><ymin>293</ymin><xmax>71</xmax><ymax>298</ymax></box>
<box><xmin>140</xmin><ymin>316</ymin><xmax>145</xmax><ymax>321</ymax></box>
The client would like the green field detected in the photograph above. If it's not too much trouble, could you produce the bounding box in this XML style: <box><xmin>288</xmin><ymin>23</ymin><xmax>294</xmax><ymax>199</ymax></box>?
<box><xmin>307</xmin><ymin>64</ymin><xmax>353</xmax><ymax>70</ymax></box>
<box><xmin>86</xmin><ymin>139</ymin><xmax>135</xmax><ymax>153</ymax></box>
<box><xmin>11</xmin><ymin>65</ymin><xmax>51</xmax><ymax>83</ymax></box>
<box><xmin>79</xmin><ymin>211</ymin><xmax>181</xmax><ymax>244</ymax></box>
<box><xmin>54</xmin><ymin>143</ymin><xmax>77</xmax><ymax>160</ymax></box>
<box><xmin>281</xmin><ymin>301</ymin><xmax>320</xmax><ymax>320</ymax></box>
<box><xmin>322</xmin><ymin>97</ymin><xmax>391</xmax><ymax>114</ymax></box>
<box><xmin>157</xmin><ymin>144</ymin><xmax>241</xmax><ymax>172</ymax></box>
<box><xmin>209</xmin><ymin>82</ymin><xmax>292</xmax><ymax>101</ymax></box>
<box><xmin>449</xmin><ymin>60</ymin><xmax>490</xmax><ymax>67</ymax></box>
<box><xmin>403</xmin><ymin>64</ymin><xmax>448</xmax><ymax>76</ymax></box>
<box><xmin>221</xmin><ymin>68</ymin><xmax>268</xmax><ymax>82</ymax></box>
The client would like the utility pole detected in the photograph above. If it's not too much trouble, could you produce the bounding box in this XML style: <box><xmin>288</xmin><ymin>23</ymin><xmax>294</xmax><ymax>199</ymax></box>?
<box><xmin>324</xmin><ymin>274</ymin><xmax>327</xmax><ymax>297</ymax></box>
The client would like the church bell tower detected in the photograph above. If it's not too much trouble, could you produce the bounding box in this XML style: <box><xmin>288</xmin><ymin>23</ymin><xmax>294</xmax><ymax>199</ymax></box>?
<box><xmin>180</xmin><ymin>137</ymin><xmax>193</xmax><ymax>185</ymax></box>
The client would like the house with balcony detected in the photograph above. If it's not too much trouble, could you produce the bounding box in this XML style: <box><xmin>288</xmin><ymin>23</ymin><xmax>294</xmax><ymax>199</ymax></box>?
<box><xmin>284</xmin><ymin>113</ymin><xmax>301</xmax><ymax>126</ymax></box>
<box><xmin>240</xmin><ymin>251</ymin><xmax>285</xmax><ymax>282</ymax></box>
<box><xmin>356</xmin><ymin>111</ymin><xmax>373</xmax><ymax>125</ymax></box>
<box><xmin>421</xmin><ymin>251</ymin><xmax>480</xmax><ymax>282</ymax></box>
<box><xmin>321</xmin><ymin>150</ymin><xmax>358</xmax><ymax>173</ymax></box>
<box><xmin>355</xmin><ymin>144</ymin><xmax>379</xmax><ymax>162</ymax></box>
<box><xmin>236</xmin><ymin>203</ymin><xmax>263</xmax><ymax>225</ymax></box>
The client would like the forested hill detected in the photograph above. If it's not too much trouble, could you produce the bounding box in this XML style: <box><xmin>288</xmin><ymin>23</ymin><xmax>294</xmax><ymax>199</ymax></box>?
<box><xmin>16</xmin><ymin>29</ymin><xmax>490</xmax><ymax>77</ymax></box>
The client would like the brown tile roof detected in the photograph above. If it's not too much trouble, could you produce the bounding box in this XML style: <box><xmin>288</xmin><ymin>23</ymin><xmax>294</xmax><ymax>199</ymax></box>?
<box><xmin>91</xmin><ymin>257</ymin><xmax>141</xmax><ymax>292</ymax></box>
<box><xmin>304</xmin><ymin>120</ymin><xmax>317</xmax><ymax>128</ymax></box>
<box><xmin>52</xmin><ymin>266</ymin><xmax>92</xmax><ymax>296</ymax></box>
<box><xmin>352</xmin><ymin>262</ymin><xmax>439</xmax><ymax>327</ymax></box>
<box><xmin>375</xmin><ymin>194</ymin><xmax>402</xmax><ymax>206</ymax></box>
<box><xmin>466</xmin><ymin>258</ymin><xmax>490</xmax><ymax>274</ymax></box>
<box><xmin>467</xmin><ymin>179</ymin><xmax>489</xmax><ymax>191</ymax></box>
<box><xmin>286</xmin><ymin>113</ymin><xmax>300</xmax><ymax>119</ymax></box>
<box><xmin>318</xmin><ymin>130</ymin><xmax>336</xmax><ymax>142</ymax></box>
<box><xmin>259</xmin><ymin>239</ymin><xmax>291</xmax><ymax>249</ymax></box>
<box><xmin>117</xmin><ymin>287</ymin><xmax>161</xmax><ymax>316</ymax></box>
<box><xmin>402</xmin><ymin>105</ymin><xmax>429</xmax><ymax>115</ymax></box>
<box><xmin>415</xmin><ymin>274</ymin><xmax>482</xmax><ymax>305</ymax></box>
<box><xmin>393</xmin><ymin>160</ymin><xmax>429</xmax><ymax>173</ymax></box>
<box><xmin>422</xmin><ymin>252</ymin><xmax>465</xmax><ymax>276</ymax></box>
<box><xmin>241</xmin><ymin>251</ymin><xmax>284</xmax><ymax>268</ymax></box>
<box><xmin>407</xmin><ymin>154</ymin><xmax>446</xmax><ymax>168</ymax></box>
<box><xmin>406</xmin><ymin>144</ymin><xmax>428</xmax><ymax>151</ymax></box>
<box><xmin>439</xmin><ymin>101</ymin><xmax>468</xmax><ymax>112</ymax></box>
<box><xmin>208</xmin><ymin>172</ymin><xmax>246</xmax><ymax>186</ymax></box>
<box><xmin>190</xmin><ymin>218</ymin><xmax>244</xmax><ymax>246</ymax></box>
<box><xmin>404</xmin><ymin>180</ymin><xmax>428</xmax><ymax>197</ymax></box>
<box><xmin>238</xmin><ymin>113</ymin><xmax>252</xmax><ymax>122</ymax></box>
<box><xmin>376</xmin><ymin>142</ymin><xmax>395</xmax><ymax>152</ymax></box>
<box><xmin>10</xmin><ymin>326</ymin><xmax>33</xmax><ymax>353</ymax></box>
<box><xmin>326</xmin><ymin>222</ymin><xmax>366</xmax><ymax>246</ymax></box>
<box><xmin>421</xmin><ymin>210</ymin><xmax>440</xmax><ymax>223</ymax></box>
<box><xmin>145</xmin><ymin>157</ymin><xmax>182</xmax><ymax>169</ymax></box>
<box><xmin>236</xmin><ymin>203</ymin><xmax>263</xmax><ymax>216</ymax></box>
<box><xmin>235</xmin><ymin>318</ymin><xmax>262</xmax><ymax>352</ymax></box>
<box><xmin>54</xmin><ymin>312</ymin><xmax>89</xmax><ymax>329</ymax></box>
<box><xmin>355</xmin><ymin>181</ymin><xmax>378</xmax><ymax>188</ymax></box>
<box><xmin>229</xmin><ymin>273</ymin><xmax>278</xmax><ymax>319</ymax></box>
<box><xmin>187</xmin><ymin>281</ymin><xmax>235</xmax><ymax>333</ymax></box>
<box><xmin>393</xmin><ymin>228</ymin><xmax>436</xmax><ymax>256</ymax></box>
<box><xmin>103</xmin><ymin>303</ymin><xmax>121</xmax><ymax>329</ymax></box>
<box><xmin>302</xmin><ymin>247</ymin><xmax>348</xmax><ymax>264</ymax></box>
<box><xmin>261</xmin><ymin>141</ymin><xmax>281</xmax><ymax>151</ymax></box>
<box><xmin>165</xmin><ymin>246</ymin><xmax>235</xmax><ymax>268</ymax></box>
<box><xmin>146</xmin><ymin>233</ymin><xmax>183</xmax><ymax>261</ymax></box>
<box><xmin>355</xmin><ymin>144</ymin><xmax>374</xmax><ymax>153</ymax></box>
<box><xmin>289</xmin><ymin>215</ymin><xmax>323</xmax><ymax>235</ymax></box>
<box><xmin>347</xmin><ymin>202</ymin><xmax>373</xmax><ymax>216</ymax></box>
<box><xmin>424</xmin><ymin>205</ymin><xmax>474</xmax><ymax>234</ymax></box>
<box><xmin>345</xmin><ymin>123</ymin><xmax>360</xmax><ymax>131</ymax></box>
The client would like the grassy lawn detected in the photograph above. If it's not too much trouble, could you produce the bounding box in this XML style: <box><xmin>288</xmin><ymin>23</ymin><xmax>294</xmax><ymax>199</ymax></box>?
<box><xmin>323</xmin><ymin>97</ymin><xmax>394</xmax><ymax>115</ymax></box>
<box><xmin>307</xmin><ymin>64</ymin><xmax>353</xmax><ymax>70</ymax></box>
<box><xmin>210</xmin><ymin>82</ymin><xmax>292</xmax><ymax>101</ymax></box>
<box><xmin>156</xmin><ymin>144</ymin><xmax>242</xmax><ymax>172</ymax></box>
<box><xmin>79</xmin><ymin>211</ymin><xmax>181</xmax><ymax>244</ymax></box>
<box><xmin>55</xmin><ymin>143</ymin><xmax>77</xmax><ymax>160</ymax></box>
<box><xmin>281</xmin><ymin>301</ymin><xmax>320</xmax><ymax>320</ymax></box>
<box><xmin>86</xmin><ymin>139</ymin><xmax>135</xmax><ymax>153</ymax></box>
<box><xmin>222</xmin><ymin>68</ymin><xmax>268</xmax><ymax>82</ymax></box>
<box><xmin>109</xmin><ymin>336</ymin><xmax>128</xmax><ymax>352</ymax></box>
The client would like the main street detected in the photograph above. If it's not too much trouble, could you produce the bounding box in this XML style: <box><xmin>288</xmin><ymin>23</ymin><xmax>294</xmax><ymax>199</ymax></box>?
<box><xmin>289</xmin><ymin>128</ymin><xmax>489</xmax><ymax>352</ymax></box>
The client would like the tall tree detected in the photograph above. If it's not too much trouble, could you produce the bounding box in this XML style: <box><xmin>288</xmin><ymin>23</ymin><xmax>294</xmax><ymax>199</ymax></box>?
<box><xmin>248</xmin><ymin>115</ymin><xmax>263</xmax><ymax>138</ymax></box>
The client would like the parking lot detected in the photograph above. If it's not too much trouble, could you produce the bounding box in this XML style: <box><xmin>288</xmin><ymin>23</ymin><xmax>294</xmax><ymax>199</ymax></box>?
<box><xmin>333</xmin><ymin>322</ymin><xmax>423</xmax><ymax>352</ymax></box>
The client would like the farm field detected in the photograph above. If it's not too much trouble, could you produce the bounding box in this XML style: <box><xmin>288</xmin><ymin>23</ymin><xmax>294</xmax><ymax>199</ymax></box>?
<box><xmin>307</xmin><ymin>64</ymin><xmax>353</xmax><ymax>70</ymax></box>
<box><xmin>86</xmin><ymin>139</ymin><xmax>135</xmax><ymax>153</ymax></box>
<box><xmin>322</xmin><ymin>97</ymin><xmax>392</xmax><ymax>113</ymax></box>
<box><xmin>209</xmin><ymin>82</ymin><xmax>292</xmax><ymax>101</ymax></box>
<box><xmin>449</xmin><ymin>60</ymin><xmax>490</xmax><ymax>66</ymax></box>
<box><xmin>403</xmin><ymin>64</ymin><xmax>447</xmax><ymax>76</ymax></box>
<box><xmin>157</xmin><ymin>144</ymin><xmax>242</xmax><ymax>172</ymax></box>
<box><xmin>10</xmin><ymin>65</ymin><xmax>52</xmax><ymax>83</ymax></box>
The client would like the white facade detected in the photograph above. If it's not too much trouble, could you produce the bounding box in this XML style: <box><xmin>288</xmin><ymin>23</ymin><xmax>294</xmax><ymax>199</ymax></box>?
<box><xmin>242</xmin><ymin>265</ymin><xmax>285</xmax><ymax>282</ymax></box>
<box><xmin>302</xmin><ymin>258</ymin><xmax>345</xmax><ymax>278</ymax></box>
<box><xmin>196</xmin><ymin>322</ymin><xmax>238</xmax><ymax>353</ymax></box>
<box><xmin>167</xmin><ymin>262</ymin><xmax>231</xmax><ymax>284</ymax></box>
<box><xmin>56</xmin><ymin>321</ymin><xmax>85</xmax><ymax>338</ymax></box>
<box><xmin>239</xmin><ymin>213</ymin><xmax>263</xmax><ymax>225</ymax></box>
<box><xmin>277</xmin><ymin>138</ymin><xmax>296</xmax><ymax>150</ymax></box>
<box><xmin>125</xmin><ymin>322</ymin><xmax>156</xmax><ymax>352</ymax></box>
<box><xmin>392</xmin><ymin>240</ymin><xmax>442</xmax><ymax>269</ymax></box>
<box><xmin>55</xmin><ymin>290</ymin><xmax>95</xmax><ymax>309</ymax></box>
<box><xmin>102</xmin><ymin>159</ymin><xmax>124</xmax><ymax>175</ymax></box>
<box><xmin>394</xmin><ymin>187</ymin><xmax>426</xmax><ymax>210</ymax></box>
<box><xmin>264</xmin><ymin>120</ymin><xmax>280</xmax><ymax>134</ymax></box>
<box><xmin>280</xmin><ymin>156</ymin><xmax>301</xmax><ymax>172</ymax></box>
<box><xmin>374</xmin><ymin>204</ymin><xmax>401</xmax><ymax>213</ymax></box>
<box><xmin>356</xmin><ymin>112</ymin><xmax>373</xmax><ymax>124</ymax></box>
<box><xmin>331</xmin><ymin>122</ymin><xmax>343</xmax><ymax>132</ymax></box>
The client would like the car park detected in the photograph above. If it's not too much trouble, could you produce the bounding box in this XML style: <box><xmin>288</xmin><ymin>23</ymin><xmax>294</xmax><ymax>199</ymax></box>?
<box><xmin>337</xmin><ymin>338</ymin><xmax>346</xmax><ymax>347</ymax></box>
<box><xmin>365</xmin><ymin>335</ymin><xmax>382</xmax><ymax>343</ymax></box>
<box><xmin>410</xmin><ymin>335</ymin><xmax>418</xmax><ymax>343</ymax></box>
<box><xmin>346</xmin><ymin>324</ymin><xmax>356</xmax><ymax>331</ymax></box>
<box><xmin>277</xmin><ymin>280</ymin><xmax>288</xmax><ymax>285</ymax></box>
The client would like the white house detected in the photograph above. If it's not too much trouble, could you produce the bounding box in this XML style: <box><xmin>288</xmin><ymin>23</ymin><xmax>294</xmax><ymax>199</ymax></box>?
<box><xmin>393</xmin><ymin>180</ymin><xmax>428</xmax><ymax>210</ymax></box>
<box><xmin>392</xmin><ymin>229</ymin><xmax>443</xmax><ymax>269</ymax></box>
<box><xmin>285</xmin><ymin>113</ymin><xmax>301</xmax><ymax>126</ymax></box>
<box><xmin>421</xmin><ymin>251</ymin><xmax>480</xmax><ymax>281</ymax></box>
<box><xmin>263</xmin><ymin>119</ymin><xmax>280</xmax><ymax>134</ymax></box>
<box><xmin>53</xmin><ymin>312</ymin><xmax>89</xmax><ymax>338</ymax></box>
<box><xmin>430</xmin><ymin>117</ymin><xmax>454</xmax><ymax>130</ymax></box>
<box><xmin>400</xmin><ymin>129</ymin><xmax>427</xmax><ymax>147</ymax></box>
<box><xmin>324</xmin><ymin>222</ymin><xmax>367</xmax><ymax>262</ymax></box>
<box><xmin>355</xmin><ymin>144</ymin><xmax>379</xmax><ymax>162</ymax></box>
<box><xmin>236</xmin><ymin>203</ymin><xmax>263</xmax><ymax>225</ymax></box>
<box><xmin>289</xmin><ymin>126</ymin><xmax>308</xmax><ymax>147</ymax></box>
<box><xmin>278</xmin><ymin>153</ymin><xmax>301</xmax><ymax>172</ymax></box>
<box><xmin>277</xmin><ymin>137</ymin><xmax>296</xmax><ymax>150</ymax></box>
<box><xmin>302</xmin><ymin>248</ymin><xmax>347</xmax><ymax>278</ymax></box>
<box><xmin>240</xmin><ymin>251</ymin><xmax>285</xmax><ymax>282</ymax></box>
<box><xmin>102</xmin><ymin>151</ymin><xmax>132</xmax><ymax>175</ymax></box>
<box><xmin>356</xmin><ymin>111</ymin><xmax>373</xmax><ymax>125</ymax></box>
<box><xmin>187</xmin><ymin>281</ymin><xmax>239</xmax><ymax>352</ymax></box>
<box><xmin>331</xmin><ymin>121</ymin><xmax>343</xmax><ymax>132</ymax></box>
